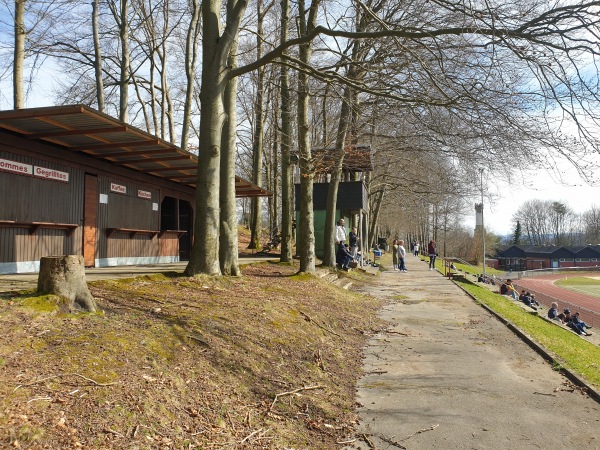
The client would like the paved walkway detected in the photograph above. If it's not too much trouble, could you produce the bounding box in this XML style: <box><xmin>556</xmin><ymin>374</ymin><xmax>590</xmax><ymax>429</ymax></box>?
<box><xmin>348</xmin><ymin>256</ymin><xmax>600</xmax><ymax>449</ymax></box>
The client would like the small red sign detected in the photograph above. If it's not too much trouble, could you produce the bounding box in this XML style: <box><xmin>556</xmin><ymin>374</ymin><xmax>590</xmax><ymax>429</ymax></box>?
<box><xmin>34</xmin><ymin>166</ymin><xmax>69</xmax><ymax>182</ymax></box>
<box><xmin>138</xmin><ymin>190</ymin><xmax>152</xmax><ymax>199</ymax></box>
<box><xmin>110</xmin><ymin>183</ymin><xmax>126</xmax><ymax>194</ymax></box>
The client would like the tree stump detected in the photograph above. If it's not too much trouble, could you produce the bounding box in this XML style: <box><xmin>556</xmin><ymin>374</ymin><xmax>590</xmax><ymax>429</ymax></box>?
<box><xmin>37</xmin><ymin>255</ymin><xmax>98</xmax><ymax>313</ymax></box>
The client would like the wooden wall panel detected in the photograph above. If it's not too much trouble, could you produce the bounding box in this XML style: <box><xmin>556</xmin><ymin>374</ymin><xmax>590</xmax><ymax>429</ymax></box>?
<box><xmin>83</xmin><ymin>175</ymin><xmax>98</xmax><ymax>266</ymax></box>
<box><xmin>0</xmin><ymin>227</ymin><xmax>82</xmax><ymax>263</ymax></box>
<box><xmin>106</xmin><ymin>234</ymin><xmax>159</xmax><ymax>258</ymax></box>
<box><xmin>158</xmin><ymin>235</ymin><xmax>179</xmax><ymax>257</ymax></box>
<box><xmin>0</xmin><ymin>150</ymin><xmax>84</xmax><ymax>224</ymax></box>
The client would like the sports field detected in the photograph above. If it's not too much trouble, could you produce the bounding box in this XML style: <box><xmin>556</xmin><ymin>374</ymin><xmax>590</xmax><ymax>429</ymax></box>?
<box><xmin>555</xmin><ymin>276</ymin><xmax>600</xmax><ymax>298</ymax></box>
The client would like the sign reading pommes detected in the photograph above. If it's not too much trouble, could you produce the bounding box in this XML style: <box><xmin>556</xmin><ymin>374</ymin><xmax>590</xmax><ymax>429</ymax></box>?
<box><xmin>0</xmin><ymin>158</ymin><xmax>33</xmax><ymax>175</ymax></box>
<box><xmin>0</xmin><ymin>157</ymin><xmax>70</xmax><ymax>182</ymax></box>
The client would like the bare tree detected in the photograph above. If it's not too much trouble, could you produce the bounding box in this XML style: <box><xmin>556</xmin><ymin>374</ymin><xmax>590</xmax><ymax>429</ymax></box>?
<box><xmin>13</xmin><ymin>0</ymin><xmax>25</xmax><ymax>108</ymax></box>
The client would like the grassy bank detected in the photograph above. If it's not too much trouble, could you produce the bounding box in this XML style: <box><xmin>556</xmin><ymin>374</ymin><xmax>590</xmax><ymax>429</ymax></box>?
<box><xmin>454</xmin><ymin>277</ymin><xmax>600</xmax><ymax>390</ymax></box>
<box><xmin>0</xmin><ymin>263</ymin><xmax>384</xmax><ymax>449</ymax></box>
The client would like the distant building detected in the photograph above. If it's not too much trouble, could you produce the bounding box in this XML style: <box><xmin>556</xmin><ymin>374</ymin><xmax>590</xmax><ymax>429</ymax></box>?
<box><xmin>496</xmin><ymin>245</ymin><xmax>600</xmax><ymax>270</ymax></box>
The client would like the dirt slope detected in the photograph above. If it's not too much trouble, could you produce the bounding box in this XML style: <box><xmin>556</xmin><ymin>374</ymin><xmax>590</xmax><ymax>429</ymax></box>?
<box><xmin>0</xmin><ymin>263</ymin><xmax>383</xmax><ymax>449</ymax></box>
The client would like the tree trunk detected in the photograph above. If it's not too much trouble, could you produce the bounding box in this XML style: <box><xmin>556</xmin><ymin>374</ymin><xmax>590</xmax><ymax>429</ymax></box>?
<box><xmin>296</xmin><ymin>0</ymin><xmax>321</xmax><ymax>273</ymax></box>
<box><xmin>279</xmin><ymin>0</ymin><xmax>294</xmax><ymax>263</ymax></box>
<box><xmin>92</xmin><ymin>0</ymin><xmax>105</xmax><ymax>112</ymax></box>
<box><xmin>322</xmin><ymin>85</ymin><xmax>352</xmax><ymax>267</ymax></box>
<box><xmin>13</xmin><ymin>0</ymin><xmax>25</xmax><ymax>109</ymax></box>
<box><xmin>118</xmin><ymin>0</ymin><xmax>130</xmax><ymax>122</ymax></box>
<box><xmin>185</xmin><ymin>64</ymin><xmax>225</xmax><ymax>276</ymax></box>
<box><xmin>249</xmin><ymin>0</ymin><xmax>265</xmax><ymax>250</ymax></box>
<box><xmin>185</xmin><ymin>0</ymin><xmax>246</xmax><ymax>276</ymax></box>
<box><xmin>369</xmin><ymin>189</ymin><xmax>385</xmax><ymax>248</ymax></box>
<box><xmin>220</xmin><ymin>37</ymin><xmax>241</xmax><ymax>276</ymax></box>
<box><xmin>37</xmin><ymin>256</ymin><xmax>97</xmax><ymax>313</ymax></box>
<box><xmin>181</xmin><ymin>0</ymin><xmax>200</xmax><ymax>151</ymax></box>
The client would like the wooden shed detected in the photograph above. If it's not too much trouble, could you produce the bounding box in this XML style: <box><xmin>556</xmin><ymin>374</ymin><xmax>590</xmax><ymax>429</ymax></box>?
<box><xmin>294</xmin><ymin>145</ymin><xmax>373</xmax><ymax>259</ymax></box>
<box><xmin>0</xmin><ymin>105</ymin><xmax>268</xmax><ymax>274</ymax></box>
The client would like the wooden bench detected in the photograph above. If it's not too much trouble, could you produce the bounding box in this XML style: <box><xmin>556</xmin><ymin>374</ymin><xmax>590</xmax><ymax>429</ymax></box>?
<box><xmin>0</xmin><ymin>220</ymin><xmax>78</xmax><ymax>235</ymax></box>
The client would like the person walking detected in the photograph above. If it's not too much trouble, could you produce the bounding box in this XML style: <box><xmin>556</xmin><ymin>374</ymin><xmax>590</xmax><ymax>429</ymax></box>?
<box><xmin>392</xmin><ymin>240</ymin><xmax>399</xmax><ymax>271</ymax></box>
<box><xmin>413</xmin><ymin>242</ymin><xmax>420</xmax><ymax>257</ymax></box>
<box><xmin>428</xmin><ymin>240</ymin><xmax>437</xmax><ymax>270</ymax></box>
<box><xmin>398</xmin><ymin>240</ymin><xmax>407</xmax><ymax>272</ymax></box>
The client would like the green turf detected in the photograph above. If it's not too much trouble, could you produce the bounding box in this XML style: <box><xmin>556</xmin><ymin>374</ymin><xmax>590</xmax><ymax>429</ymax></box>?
<box><xmin>555</xmin><ymin>276</ymin><xmax>600</xmax><ymax>297</ymax></box>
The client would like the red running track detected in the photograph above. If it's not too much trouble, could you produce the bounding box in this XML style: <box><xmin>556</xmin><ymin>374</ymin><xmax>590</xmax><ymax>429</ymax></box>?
<box><xmin>515</xmin><ymin>274</ymin><xmax>600</xmax><ymax>325</ymax></box>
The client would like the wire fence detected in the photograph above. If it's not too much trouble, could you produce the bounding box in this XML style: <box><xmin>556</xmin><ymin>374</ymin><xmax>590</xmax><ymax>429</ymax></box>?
<box><xmin>519</xmin><ymin>266</ymin><xmax>600</xmax><ymax>278</ymax></box>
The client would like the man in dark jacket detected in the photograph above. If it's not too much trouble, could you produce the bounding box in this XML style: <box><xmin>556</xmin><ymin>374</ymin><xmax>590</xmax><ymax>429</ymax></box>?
<box><xmin>336</xmin><ymin>242</ymin><xmax>353</xmax><ymax>271</ymax></box>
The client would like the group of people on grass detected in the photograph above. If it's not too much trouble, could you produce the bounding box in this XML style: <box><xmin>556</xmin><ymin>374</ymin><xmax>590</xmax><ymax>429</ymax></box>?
<box><xmin>548</xmin><ymin>304</ymin><xmax>593</xmax><ymax>336</ymax></box>
<box><xmin>500</xmin><ymin>279</ymin><xmax>593</xmax><ymax>337</ymax></box>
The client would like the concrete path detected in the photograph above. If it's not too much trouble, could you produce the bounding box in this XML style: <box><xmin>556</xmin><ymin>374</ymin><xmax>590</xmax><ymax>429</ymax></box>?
<box><xmin>348</xmin><ymin>256</ymin><xmax>600</xmax><ymax>449</ymax></box>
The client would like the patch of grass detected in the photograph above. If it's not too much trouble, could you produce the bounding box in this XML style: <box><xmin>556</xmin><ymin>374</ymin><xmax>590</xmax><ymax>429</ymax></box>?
<box><xmin>455</xmin><ymin>278</ymin><xmax>600</xmax><ymax>389</ymax></box>
<box><xmin>555</xmin><ymin>277</ymin><xmax>600</xmax><ymax>297</ymax></box>
<box><xmin>18</xmin><ymin>294</ymin><xmax>61</xmax><ymax>313</ymax></box>
<box><xmin>556</xmin><ymin>276</ymin><xmax>600</xmax><ymax>286</ymax></box>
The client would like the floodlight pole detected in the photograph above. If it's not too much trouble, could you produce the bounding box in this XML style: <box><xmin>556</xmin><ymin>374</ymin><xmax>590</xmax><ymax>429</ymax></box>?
<box><xmin>480</xmin><ymin>168</ymin><xmax>486</xmax><ymax>277</ymax></box>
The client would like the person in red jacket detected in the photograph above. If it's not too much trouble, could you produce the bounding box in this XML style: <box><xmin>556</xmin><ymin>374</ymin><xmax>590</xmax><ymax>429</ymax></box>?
<box><xmin>428</xmin><ymin>240</ymin><xmax>437</xmax><ymax>270</ymax></box>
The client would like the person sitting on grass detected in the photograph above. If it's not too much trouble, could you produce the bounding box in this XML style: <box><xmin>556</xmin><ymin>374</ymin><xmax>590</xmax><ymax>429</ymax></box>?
<box><xmin>568</xmin><ymin>312</ymin><xmax>593</xmax><ymax>336</ymax></box>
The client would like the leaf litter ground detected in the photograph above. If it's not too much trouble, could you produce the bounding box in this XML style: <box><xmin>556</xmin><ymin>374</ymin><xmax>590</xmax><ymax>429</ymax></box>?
<box><xmin>0</xmin><ymin>262</ymin><xmax>384</xmax><ymax>449</ymax></box>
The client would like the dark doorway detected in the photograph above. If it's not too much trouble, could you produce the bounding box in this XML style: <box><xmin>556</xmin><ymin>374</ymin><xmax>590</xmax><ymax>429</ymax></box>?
<box><xmin>178</xmin><ymin>200</ymin><xmax>193</xmax><ymax>261</ymax></box>
<box><xmin>160</xmin><ymin>196</ymin><xmax>193</xmax><ymax>262</ymax></box>
<box><xmin>160</xmin><ymin>196</ymin><xmax>177</xmax><ymax>230</ymax></box>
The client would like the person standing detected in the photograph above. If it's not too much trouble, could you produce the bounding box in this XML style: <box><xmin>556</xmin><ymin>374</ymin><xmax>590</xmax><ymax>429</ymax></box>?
<box><xmin>428</xmin><ymin>240</ymin><xmax>437</xmax><ymax>270</ymax></box>
<box><xmin>335</xmin><ymin>218</ymin><xmax>347</xmax><ymax>245</ymax></box>
<box><xmin>398</xmin><ymin>240</ymin><xmax>407</xmax><ymax>272</ymax></box>
<box><xmin>413</xmin><ymin>242</ymin><xmax>420</xmax><ymax>257</ymax></box>
<box><xmin>349</xmin><ymin>226</ymin><xmax>359</xmax><ymax>260</ymax></box>
<box><xmin>392</xmin><ymin>239</ymin><xmax>399</xmax><ymax>271</ymax></box>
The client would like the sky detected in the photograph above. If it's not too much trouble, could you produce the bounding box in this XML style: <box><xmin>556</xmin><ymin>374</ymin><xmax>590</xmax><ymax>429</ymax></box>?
<box><xmin>475</xmin><ymin>164</ymin><xmax>600</xmax><ymax>237</ymax></box>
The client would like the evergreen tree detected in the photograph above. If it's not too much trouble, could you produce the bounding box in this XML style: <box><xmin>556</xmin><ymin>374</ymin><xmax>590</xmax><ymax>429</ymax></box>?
<box><xmin>513</xmin><ymin>221</ymin><xmax>522</xmax><ymax>246</ymax></box>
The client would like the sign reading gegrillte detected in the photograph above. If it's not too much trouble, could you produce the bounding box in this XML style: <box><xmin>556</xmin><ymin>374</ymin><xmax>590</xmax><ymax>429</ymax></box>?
<box><xmin>0</xmin><ymin>157</ymin><xmax>69</xmax><ymax>182</ymax></box>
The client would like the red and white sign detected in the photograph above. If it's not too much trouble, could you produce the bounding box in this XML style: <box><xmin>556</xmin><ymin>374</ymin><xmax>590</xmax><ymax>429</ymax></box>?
<box><xmin>34</xmin><ymin>166</ymin><xmax>69</xmax><ymax>182</ymax></box>
<box><xmin>138</xmin><ymin>190</ymin><xmax>152</xmax><ymax>199</ymax></box>
<box><xmin>0</xmin><ymin>158</ymin><xmax>32</xmax><ymax>175</ymax></box>
<box><xmin>110</xmin><ymin>183</ymin><xmax>127</xmax><ymax>194</ymax></box>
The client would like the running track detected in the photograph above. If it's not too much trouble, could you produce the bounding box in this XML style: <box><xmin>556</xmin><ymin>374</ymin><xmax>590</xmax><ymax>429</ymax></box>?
<box><xmin>515</xmin><ymin>274</ymin><xmax>600</xmax><ymax>325</ymax></box>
